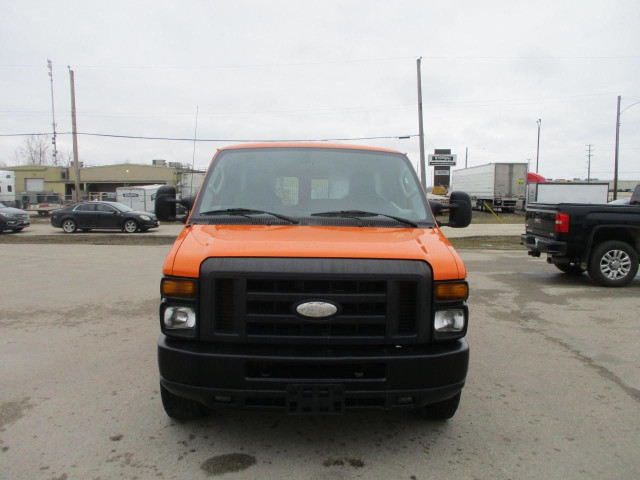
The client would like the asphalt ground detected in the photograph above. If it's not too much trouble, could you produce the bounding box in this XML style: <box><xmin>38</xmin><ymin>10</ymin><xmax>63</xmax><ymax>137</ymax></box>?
<box><xmin>1</xmin><ymin>245</ymin><xmax>638</xmax><ymax>480</ymax></box>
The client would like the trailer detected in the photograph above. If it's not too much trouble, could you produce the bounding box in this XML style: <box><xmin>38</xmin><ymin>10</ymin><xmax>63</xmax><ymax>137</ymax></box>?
<box><xmin>526</xmin><ymin>182</ymin><xmax>609</xmax><ymax>205</ymax></box>
<box><xmin>0</xmin><ymin>170</ymin><xmax>16</xmax><ymax>205</ymax></box>
<box><xmin>116</xmin><ymin>185</ymin><xmax>161</xmax><ymax>213</ymax></box>
<box><xmin>450</xmin><ymin>163</ymin><xmax>528</xmax><ymax>212</ymax></box>
<box><xmin>20</xmin><ymin>191</ymin><xmax>63</xmax><ymax>214</ymax></box>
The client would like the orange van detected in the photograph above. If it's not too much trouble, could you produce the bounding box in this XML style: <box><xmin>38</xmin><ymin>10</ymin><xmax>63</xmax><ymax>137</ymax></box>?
<box><xmin>155</xmin><ymin>143</ymin><xmax>472</xmax><ymax>420</ymax></box>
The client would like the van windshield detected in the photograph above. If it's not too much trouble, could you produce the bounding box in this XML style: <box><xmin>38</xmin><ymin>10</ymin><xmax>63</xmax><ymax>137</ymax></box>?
<box><xmin>194</xmin><ymin>147</ymin><xmax>433</xmax><ymax>225</ymax></box>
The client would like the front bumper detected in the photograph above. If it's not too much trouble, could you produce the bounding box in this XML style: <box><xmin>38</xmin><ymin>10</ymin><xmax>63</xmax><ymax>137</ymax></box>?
<box><xmin>140</xmin><ymin>218</ymin><xmax>159</xmax><ymax>229</ymax></box>
<box><xmin>1</xmin><ymin>217</ymin><xmax>30</xmax><ymax>229</ymax></box>
<box><xmin>158</xmin><ymin>335</ymin><xmax>469</xmax><ymax>413</ymax></box>
<box><xmin>521</xmin><ymin>233</ymin><xmax>567</xmax><ymax>256</ymax></box>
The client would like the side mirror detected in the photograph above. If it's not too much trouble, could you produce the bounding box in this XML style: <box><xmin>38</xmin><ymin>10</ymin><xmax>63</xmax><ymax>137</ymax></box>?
<box><xmin>631</xmin><ymin>184</ymin><xmax>640</xmax><ymax>205</ymax></box>
<box><xmin>155</xmin><ymin>186</ymin><xmax>194</xmax><ymax>224</ymax></box>
<box><xmin>430</xmin><ymin>191</ymin><xmax>472</xmax><ymax>228</ymax></box>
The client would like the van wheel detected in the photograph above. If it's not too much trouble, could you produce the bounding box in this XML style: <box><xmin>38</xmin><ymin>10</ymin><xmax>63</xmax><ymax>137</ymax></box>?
<box><xmin>554</xmin><ymin>263</ymin><xmax>585</xmax><ymax>275</ymax></box>
<box><xmin>123</xmin><ymin>219</ymin><xmax>138</xmax><ymax>233</ymax></box>
<box><xmin>160</xmin><ymin>384</ymin><xmax>206</xmax><ymax>420</ymax></box>
<box><xmin>62</xmin><ymin>218</ymin><xmax>77</xmax><ymax>233</ymax></box>
<box><xmin>588</xmin><ymin>241</ymin><xmax>638</xmax><ymax>287</ymax></box>
<box><xmin>415</xmin><ymin>392</ymin><xmax>461</xmax><ymax>420</ymax></box>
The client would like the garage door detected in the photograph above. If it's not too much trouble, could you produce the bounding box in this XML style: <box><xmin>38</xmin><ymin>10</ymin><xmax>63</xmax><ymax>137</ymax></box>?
<box><xmin>25</xmin><ymin>178</ymin><xmax>45</xmax><ymax>192</ymax></box>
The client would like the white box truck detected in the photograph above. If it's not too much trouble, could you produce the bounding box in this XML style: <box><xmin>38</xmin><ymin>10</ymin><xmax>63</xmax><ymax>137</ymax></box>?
<box><xmin>450</xmin><ymin>163</ymin><xmax>528</xmax><ymax>212</ymax></box>
<box><xmin>526</xmin><ymin>182</ymin><xmax>609</xmax><ymax>205</ymax></box>
<box><xmin>116</xmin><ymin>185</ymin><xmax>161</xmax><ymax>213</ymax></box>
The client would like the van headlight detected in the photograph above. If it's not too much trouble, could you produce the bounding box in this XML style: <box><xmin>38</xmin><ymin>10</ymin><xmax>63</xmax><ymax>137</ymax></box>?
<box><xmin>434</xmin><ymin>309</ymin><xmax>465</xmax><ymax>332</ymax></box>
<box><xmin>163</xmin><ymin>306</ymin><xmax>196</xmax><ymax>329</ymax></box>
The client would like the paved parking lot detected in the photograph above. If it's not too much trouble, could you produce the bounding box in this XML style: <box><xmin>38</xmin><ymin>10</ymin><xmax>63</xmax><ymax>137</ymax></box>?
<box><xmin>1</xmin><ymin>245</ymin><xmax>638</xmax><ymax>479</ymax></box>
<box><xmin>12</xmin><ymin>221</ymin><xmax>526</xmax><ymax>239</ymax></box>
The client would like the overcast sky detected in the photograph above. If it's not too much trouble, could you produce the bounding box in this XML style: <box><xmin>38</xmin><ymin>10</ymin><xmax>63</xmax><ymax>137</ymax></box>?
<box><xmin>1</xmin><ymin>0</ymin><xmax>639</xmax><ymax>183</ymax></box>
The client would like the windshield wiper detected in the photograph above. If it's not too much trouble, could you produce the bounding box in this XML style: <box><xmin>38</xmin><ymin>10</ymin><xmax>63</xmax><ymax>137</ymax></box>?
<box><xmin>311</xmin><ymin>210</ymin><xmax>418</xmax><ymax>228</ymax></box>
<box><xmin>199</xmin><ymin>208</ymin><xmax>299</xmax><ymax>224</ymax></box>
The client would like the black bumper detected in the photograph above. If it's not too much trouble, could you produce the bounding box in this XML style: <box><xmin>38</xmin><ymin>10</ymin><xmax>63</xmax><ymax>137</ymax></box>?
<box><xmin>521</xmin><ymin>233</ymin><xmax>567</xmax><ymax>256</ymax></box>
<box><xmin>158</xmin><ymin>335</ymin><xmax>469</xmax><ymax>413</ymax></box>
<box><xmin>1</xmin><ymin>219</ymin><xmax>30</xmax><ymax>229</ymax></box>
<box><xmin>140</xmin><ymin>219</ymin><xmax>159</xmax><ymax>229</ymax></box>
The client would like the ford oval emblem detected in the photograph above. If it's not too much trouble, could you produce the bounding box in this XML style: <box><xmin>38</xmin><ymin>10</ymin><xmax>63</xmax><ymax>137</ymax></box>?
<box><xmin>295</xmin><ymin>301</ymin><xmax>338</xmax><ymax>319</ymax></box>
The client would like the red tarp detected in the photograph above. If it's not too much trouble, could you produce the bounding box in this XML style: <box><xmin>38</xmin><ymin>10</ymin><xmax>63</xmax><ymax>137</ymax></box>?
<box><xmin>527</xmin><ymin>172</ymin><xmax>547</xmax><ymax>183</ymax></box>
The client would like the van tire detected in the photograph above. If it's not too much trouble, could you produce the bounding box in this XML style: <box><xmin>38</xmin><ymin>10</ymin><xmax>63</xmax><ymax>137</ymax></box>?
<box><xmin>588</xmin><ymin>240</ymin><xmax>638</xmax><ymax>287</ymax></box>
<box><xmin>160</xmin><ymin>384</ymin><xmax>206</xmax><ymax>421</ymax></box>
<box><xmin>415</xmin><ymin>392</ymin><xmax>461</xmax><ymax>420</ymax></box>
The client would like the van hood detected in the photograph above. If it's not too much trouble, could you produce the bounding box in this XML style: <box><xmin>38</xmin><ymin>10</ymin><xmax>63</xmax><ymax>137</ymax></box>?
<box><xmin>164</xmin><ymin>224</ymin><xmax>465</xmax><ymax>280</ymax></box>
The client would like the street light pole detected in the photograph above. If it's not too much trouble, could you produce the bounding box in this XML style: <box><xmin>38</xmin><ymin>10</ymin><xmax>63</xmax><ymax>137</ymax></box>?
<box><xmin>613</xmin><ymin>96</ymin><xmax>640</xmax><ymax>200</ymax></box>
<box><xmin>416</xmin><ymin>57</ymin><xmax>426</xmax><ymax>189</ymax></box>
<box><xmin>536</xmin><ymin>119</ymin><xmax>542</xmax><ymax>174</ymax></box>
<box><xmin>613</xmin><ymin>95</ymin><xmax>621</xmax><ymax>200</ymax></box>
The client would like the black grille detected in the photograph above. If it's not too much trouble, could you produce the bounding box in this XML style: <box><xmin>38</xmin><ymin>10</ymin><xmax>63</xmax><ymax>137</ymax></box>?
<box><xmin>398</xmin><ymin>282</ymin><xmax>417</xmax><ymax>334</ymax></box>
<box><xmin>199</xmin><ymin>258</ymin><xmax>431</xmax><ymax>344</ymax></box>
<box><xmin>214</xmin><ymin>279</ymin><xmax>234</xmax><ymax>333</ymax></box>
<box><xmin>245</xmin><ymin>278</ymin><xmax>387</xmax><ymax>338</ymax></box>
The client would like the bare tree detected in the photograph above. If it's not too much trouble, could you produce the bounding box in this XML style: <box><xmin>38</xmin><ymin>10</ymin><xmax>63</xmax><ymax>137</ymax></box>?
<box><xmin>15</xmin><ymin>135</ymin><xmax>51</xmax><ymax>165</ymax></box>
<box><xmin>56</xmin><ymin>145</ymin><xmax>74</xmax><ymax>167</ymax></box>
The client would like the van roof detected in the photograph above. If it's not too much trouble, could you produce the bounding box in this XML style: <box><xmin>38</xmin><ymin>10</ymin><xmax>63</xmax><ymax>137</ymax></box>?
<box><xmin>218</xmin><ymin>142</ymin><xmax>403</xmax><ymax>154</ymax></box>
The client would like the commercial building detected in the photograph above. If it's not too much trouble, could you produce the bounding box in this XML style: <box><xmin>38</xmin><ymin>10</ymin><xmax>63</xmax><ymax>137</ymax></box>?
<box><xmin>5</xmin><ymin>161</ymin><xmax>205</xmax><ymax>205</ymax></box>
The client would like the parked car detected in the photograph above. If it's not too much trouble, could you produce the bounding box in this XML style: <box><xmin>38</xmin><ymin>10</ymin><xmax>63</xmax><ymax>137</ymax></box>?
<box><xmin>154</xmin><ymin>143</ymin><xmax>473</xmax><ymax>421</ymax></box>
<box><xmin>0</xmin><ymin>202</ymin><xmax>30</xmax><ymax>233</ymax></box>
<box><xmin>608</xmin><ymin>198</ymin><xmax>631</xmax><ymax>205</ymax></box>
<box><xmin>50</xmin><ymin>201</ymin><xmax>159</xmax><ymax>233</ymax></box>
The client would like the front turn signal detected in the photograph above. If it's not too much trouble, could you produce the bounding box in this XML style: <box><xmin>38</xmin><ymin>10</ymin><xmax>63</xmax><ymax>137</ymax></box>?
<box><xmin>161</xmin><ymin>277</ymin><xmax>197</xmax><ymax>299</ymax></box>
<box><xmin>435</xmin><ymin>282</ymin><xmax>468</xmax><ymax>301</ymax></box>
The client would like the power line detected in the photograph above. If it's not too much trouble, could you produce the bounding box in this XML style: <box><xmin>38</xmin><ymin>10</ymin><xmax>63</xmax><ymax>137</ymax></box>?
<box><xmin>2</xmin><ymin>55</ymin><xmax>639</xmax><ymax>70</ymax></box>
<box><xmin>0</xmin><ymin>131</ymin><xmax>420</xmax><ymax>142</ymax></box>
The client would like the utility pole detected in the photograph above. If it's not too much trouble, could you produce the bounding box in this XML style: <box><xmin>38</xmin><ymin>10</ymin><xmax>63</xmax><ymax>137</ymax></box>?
<box><xmin>536</xmin><ymin>119</ymin><xmax>542</xmax><ymax>173</ymax></box>
<box><xmin>416</xmin><ymin>57</ymin><xmax>426</xmax><ymax>189</ymax></box>
<box><xmin>189</xmin><ymin>106</ymin><xmax>199</xmax><ymax>197</ymax></box>
<box><xmin>47</xmin><ymin>59</ymin><xmax>58</xmax><ymax>166</ymax></box>
<box><xmin>613</xmin><ymin>95</ymin><xmax>621</xmax><ymax>200</ymax></box>
<box><xmin>586</xmin><ymin>144</ymin><xmax>593</xmax><ymax>183</ymax></box>
<box><xmin>465</xmin><ymin>147</ymin><xmax>468</xmax><ymax>168</ymax></box>
<box><xmin>68</xmin><ymin>66</ymin><xmax>81</xmax><ymax>202</ymax></box>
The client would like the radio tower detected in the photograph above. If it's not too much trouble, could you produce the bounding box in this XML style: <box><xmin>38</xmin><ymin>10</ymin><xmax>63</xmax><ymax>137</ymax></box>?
<box><xmin>47</xmin><ymin>59</ymin><xmax>58</xmax><ymax>166</ymax></box>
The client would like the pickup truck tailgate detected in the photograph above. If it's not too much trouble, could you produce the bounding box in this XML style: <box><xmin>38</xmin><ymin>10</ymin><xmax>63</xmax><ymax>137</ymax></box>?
<box><xmin>525</xmin><ymin>204</ymin><xmax>559</xmax><ymax>238</ymax></box>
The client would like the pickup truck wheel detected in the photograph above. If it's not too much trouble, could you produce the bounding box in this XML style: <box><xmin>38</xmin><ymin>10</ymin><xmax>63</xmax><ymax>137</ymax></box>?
<box><xmin>415</xmin><ymin>392</ymin><xmax>461</xmax><ymax>420</ymax></box>
<box><xmin>62</xmin><ymin>218</ymin><xmax>77</xmax><ymax>233</ymax></box>
<box><xmin>554</xmin><ymin>263</ymin><xmax>585</xmax><ymax>275</ymax></box>
<box><xmin>588</xmin><ymin>241</ymin><xmax>639</xmax><ymax>287</ymax></box>
<box><xmin>160</xmin><ymin>384</ymin><xmax>206</xmax><ymax>420</ymax></box>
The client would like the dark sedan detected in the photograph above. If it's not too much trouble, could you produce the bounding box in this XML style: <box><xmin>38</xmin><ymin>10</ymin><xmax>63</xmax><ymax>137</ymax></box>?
<box><xmin>50</xmin><ymin>201</ymin><xmax>159</xmax><ymax>233</ymax></box>
<box><xmin>0</xmin><ymin>202</ymin><xmax>30</xmax><ymax>233</ymax></box>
